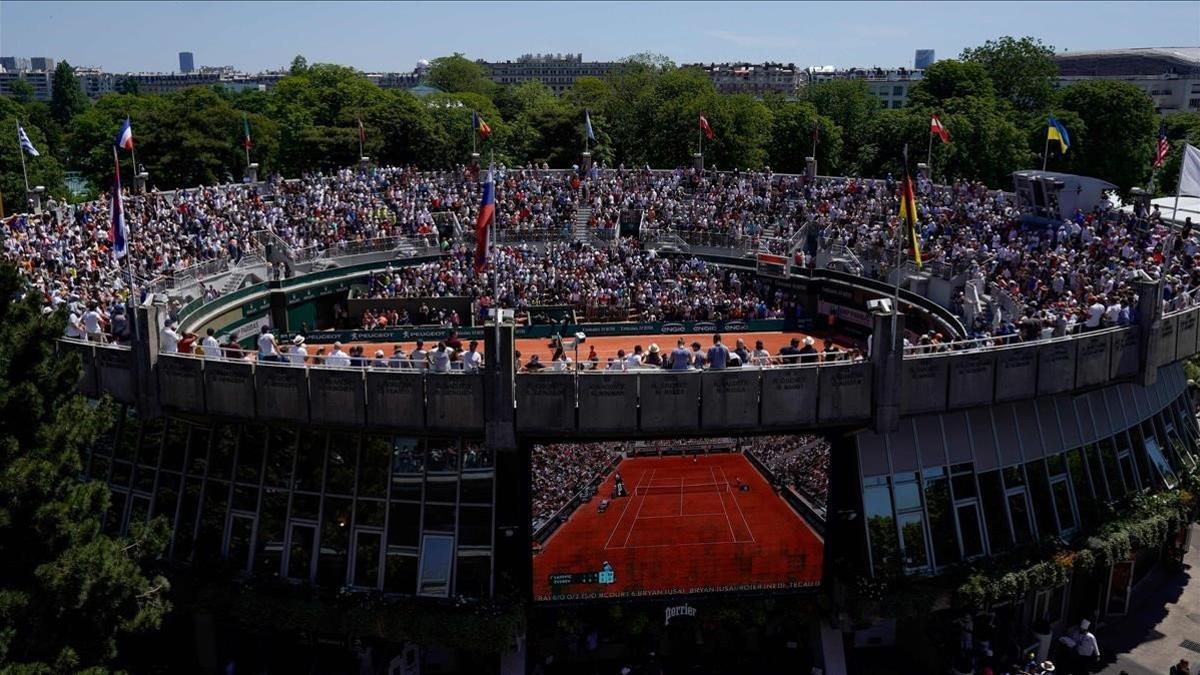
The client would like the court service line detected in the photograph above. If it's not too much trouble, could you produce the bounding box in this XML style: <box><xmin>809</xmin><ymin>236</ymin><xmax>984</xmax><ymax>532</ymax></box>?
<box><xmin>603</xmin><ymin>466</ymin><xmax>649</xmax><ymax>551</ymax></box>
<box><xmin>621</xmin><ymin>468</ymin><xmax>657</xmax><ymax>548</ymax></box>
<box><xmin>637</xmin><ymin>512</ymin><xmax>727</xmax><ymax>519</ymax></box>
<box><xmin>720</xmin><ymin>465</ymin><xmax>757</xmax><ymax>544</ymax></box>
<box><xmin>620</xmin><ymin>539</ymin><xmax>748</xmax><ymax>550</ymax></box>
<box><xmin>710</xmin><ymin>466</ymin><xmax>738</xmax><ymax>544</ymax></box>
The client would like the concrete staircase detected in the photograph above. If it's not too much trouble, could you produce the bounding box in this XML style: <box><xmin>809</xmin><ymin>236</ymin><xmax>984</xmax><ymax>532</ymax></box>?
<box><xmin>571</xmin><ymin>207</ymin><xmax>592</xmax><ymax>243</ymax></box>
<box><xmin>221</xmin><ymin>271</ymin><xmax>248</xmax><ymax>294</ymax></box>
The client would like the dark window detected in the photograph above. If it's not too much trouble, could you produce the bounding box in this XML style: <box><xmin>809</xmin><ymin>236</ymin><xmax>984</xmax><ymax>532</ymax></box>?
<box><xmin>388</xmin><ymin>502</ymin><xmax>421</xmax><ymax>547</ymax></box>
<box><xmin>955</xmin><ymin>503</ymin><xmax>985</xmax><ymax>558</ymax></box>
<box><xmin>209</xmin><ymin>425</ymin><xmax>237</xmax><ymax>480</ymax></box>
<box><xmin>425</xmin><ymin>479</ymin><xmax>457</xmax><ymax>504</ymax></box>
<box><xmin>161</xmin><ymin>419</ymin><xmax>188</xmax><ymax>472</ymax></box>
<box><xmin>174</xmin><ymin>478</ymin><xmax>202</xmax><ymax>560</ymax></box>
<box><xmin>459</xmin><ymin>476</ymin><xmax>493</xmax><ymax>505</ymax></box>
<box><xmin>326</xmin><ymin>435</ymin><xmax>358</xmax><ymax>495</ymax></box>
<box><xmin>231</xmin><ymin>484</ymin><xmax>259</xmax><ymax>513</ymax></box>
<box><xmin>455</xmin><ymin>553</ymin><xmax>490</xmax><ymax>599</ymax></box>
<box><xmin>294</xmin><ymin>433</ymin><xmax>326</xmax><ymax>492</ymax></box>
<box><xmin>423</xmin><ymin>504</ymin><xmax>456</xmax><ymax>532</ymax></box>
<box><xmin>978</xmin><ymin>471</ymin><xmax>1012</xmax><ymax>552</ymax></box>
<box><xmin>923</xmin><ymin>468</ymin><xmax>958</xmax><ymax>567</ymax></box>
<box><xmin>356</xmin><ymin>498</ymin><xmax>386</xmax><ymax>528</ymax></box>
<box><xmin>228</xmin><ymin>514</ymin><xmax>254</xmax><ymax>571</ymax></box>
<box><xmin>863</xmin><ymin>476</ymin><xmax>898</xmax><ymax>576</ymax></box>
<box><xmin>1097</xmin><ymin>439</ymin><xmax>1125</xmax><ymax>499</ymax></box>
<box><xmin>290</xmin><ymin>492</ymin><xmax>321</xmax><ymax>520</ymax></box>
<box><xmin>1051</xmin><ymin>479</ymin><xmax>1076</xmax><ymax>533</ymax></box>
<box><xmin>458</xmin><ymin>505</ymin><xmax>492</xmax><ymax>546</ymax></box>
<box><xmin>384</xmin><ymin>551</ymin><xmax>418</xmax><ymax>594</ymax></box>
<box><xmin>1025</xmin><ymin>461</ymin><xmax>1058</xmax><ymax>536</ymax></box>
<box><xmin>353</xmin><ymin>531</ymin><xmax>383</xmax><ymax>588</ymax></box>
<box><xmin>138</xmin><ymin>419</ymin><xmax>165</xmax><ymax>466</ymax></box>
<box><xmin>255</xmin><ymin>490</ymin><xmax>288</xmax><ymax>578</ymax></box>
<box><xmin>318</xmin><ymin>498</ymin><xmax>351</xmax><ymax>586</ymax></box>
<box><xmin>264</xmin><ymin>428</ymin><xmax>296</xmax><ymax>488</ymax></box>
<box><xmin>287</xmin><ymin>523</ymin><xmax>317</xmax><ymax>581</ymax></box>
<box><xmin>195</xmin><ymin>481</ymin><xmax>230</xmax><ymax>562</ymax></box>
<box><xmin>392</xmin><ymin>437</ymin><xmax>423</xmax><ymax>476</ymax></box>
<box><xmin>237</xmin><ymin>425</ymin><xmax>266</xmax><ymax>484</ymax></box>
<box><xmin>1065</xmin><ymin>449</ymin><xmax>1098</xmax><ymax>526</ymax></box>
<box><xmin>1007</xmin><ymin>491</ymin><xmax>1034</xmax><ymax>545</ymax></box>
<box><xmin>187</xmin><ymin>427</ymin><xmax>211</xmax><ymax>476</ymax></box>
<box><xmin>359</xmin><ymin>436</ymin><xmax>391</xmax><ymax>498</ymax></box>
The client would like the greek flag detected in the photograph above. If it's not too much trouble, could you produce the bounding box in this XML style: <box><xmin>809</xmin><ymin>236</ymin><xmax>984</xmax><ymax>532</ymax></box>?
<box><xmin>16</xmin><ymin>122</ymin><xmax>40</xmax><ymax>157</ymax></box>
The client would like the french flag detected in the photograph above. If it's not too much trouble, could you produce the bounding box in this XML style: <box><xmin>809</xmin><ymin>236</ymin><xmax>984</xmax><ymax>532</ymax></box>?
<box><xmin>114</xmin><ymin>117</ymin><xmax>134</xmax><ymax>151</ymax></box>
<box><xmin>474</xmin><ymin>168</ymin><xmax>495</xmax><ymax>272</ymax></box>
<box><xmin>110</xmin><ymin>155</ymin><xmax>128</xmax><ymax>258</ymax></box>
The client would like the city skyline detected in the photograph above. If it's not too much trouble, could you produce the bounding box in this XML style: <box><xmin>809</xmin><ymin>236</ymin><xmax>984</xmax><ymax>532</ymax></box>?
<box><xmin>1</xmin><ymin>0</ymin><xmax>1197</xmax><ymax>74</ymax></box>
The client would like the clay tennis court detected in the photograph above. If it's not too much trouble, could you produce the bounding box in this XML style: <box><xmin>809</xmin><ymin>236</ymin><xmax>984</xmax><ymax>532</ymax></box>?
<box><xmin>346</xmin><ymin>329</ymin><xmax>858</xmax><ymax>366</ymax></box>
<box><xmin>532</xmin><ymin>453</ymin><xmax>824</xmax><ymax>601</ymax></box>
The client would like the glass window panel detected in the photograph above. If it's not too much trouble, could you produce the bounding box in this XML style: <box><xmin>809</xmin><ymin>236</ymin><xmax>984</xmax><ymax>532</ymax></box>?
<box><xmin>326</xmin><ymin>434</ymin><xmax>358</xmax><ymax>496</ymax></box>
<box><xmin>392</xmin><ymin>437</ymin><xmax>423</xmax><ymax>476</ymax></box>
<box><xmin>1051</xmin><ymin>479</ymin><xmax>1076</xmax><ymax>533</ymax></box>
<box><xmin>294</xmin><ymin>433</ymin><xmax>326</xmax><ymax>492</ymax></box>
<box><xmin>264</xmin><ymin>428</ymin><xmax>296</xmax><ymax>488</ymax></box>
<box><xmin>462</xmin><ymin>443</ymin><xmax>493</xmax><ymax>471</ymax></box>
<box><xmin>1066</xmin><ymin>448</ymin><xmax>1098</xmax><ymax>527</ymax></box>
<box><xmin>111</xmin><ymin>461</ymin><xmax>132</xmax><ymax>488</ymax></box>
<box><xmin>1119</xmin><ymin>453</ymin><xmax>1139</xmax><ymax>493</ymax></box>
<box><xmin>228</xmin><ymin>515</ymin><xmax>254</xmax><ymax>571</ymax></box>
<box><xmin>391</xmin><ymin>482</ymin><xmax>422</xmax><ymax>502</ymax></box>
<box><xmin>898</xmin><ymin>512</ymin><xmax>929</xmax><ymax>571</ymax></box>
<box><xmin>455</xmin><ymin>554</ymin><xmax>490</xmax><ymax>599</ymax></box>
<box><xmin>358</xmin><ymin>436</ymin><xmax>391</xmax><ymax>498</ymax></box>
<box><xmin>863</xmin><ymin>477</ymin><xmax>898</xmax><ymax>576</ymax></box>
<box><xmin>1128</xmin><ymin>428</ymin><xmax>1154</xmax><ymax>490</ymax></box>
<box><xmin>132</xmin><ymin>463</ymin><xmax>155</xmax><ymax>493</ymax></box>
<box><xmin>195</xmin><ymin>481</ymin><xmax>230</xmax><ymax>562</ymax></box>
<box><xmin>423</xmin><ymin>504</ymin><xmax>456</xmax><ymax>532</ymax></box>
<box><xmin>388</xmin><ymin>503</ymin><xmax>421</xmax><ymax>548</ymax></box>
<box><xmin>418</xmin><ymin>534</ymin><xmax>455</xmax><ymax>597</ymax></box>
<box><xmin>459</xmin><ymin>476</ymin><xmax>493</xmax><ymax>505</ymax></box>
<box><xmin>922</xmin><ymin>470</ymin><xmax>957</xmax><ymax>568</ymax></box>
<box><xmin>232</xmin><ymin>484</ymin><xmax>259</xmax><ymax>513</ymax></box>
<box><xmin>161</xmin><ymin>419</ymin><xmax>188</xmax><ymax>472</ymax></box>
<box><xmin>287</xmin><ymin>523</ymin><xmax>316</xmax><ymax>581</ymax></box>
<box><xmin>426</xmin><ymin>440</ymin><xmax>459</xmax><ymax>473</ymax></box>
<box><xmin>425</xmin><ymin>479</ymin><xmax>457</xmax><ymax>504</ymax></box>
<box><xmin>128</xmin><ymin>493</ymin><xmax>151</xmax><ymax>532</ymax></box>
<box><xmin>893</xmin><ymin>473</ymin><xmax>921</xmax><ymax>512</ymax></box>
<box><xmin>1144</xmin><ymin>437</ymin><xmax>1179</xmax><ymax>488</ymax></box>
<box><xmin>356</xmin><ymin>499</ymin><xmax>386</xmax><ymax>528</ymax></box>
<box><xmin>153</xmin><ymin>478</ymin><xmax>180</xmax><ymax>523</ymax></box>
<box><xmin>353</xmin><ymin>531</ymin><xmax>383</xmax><ymax>589</ymax></box>
<box><xmin>174</xmin><ymin>478</ymin><xmax>202</xmax><ymax>561</ymax></box>
<box><xmin>1007</xmin><ymin>492</ymin><xmax>1034</xmax><ymax>545</ymax></box>
<box><xmin>956</xmin><ymin>503</ymin><xmax>985</xmax><ymax>558</ymax></box>
<box><xmin>208</xmin><ymin>425</ymin><xmax>237</xmax><ymax>480</ymax></box>
<box><xmin>1097</xmin><ymin>439</ymin><xmax>1125</xmax><ymax>499</ymax></box>
<box><xmin>458</xmin><ymin>505</ymin><xmax>492</xmax><ymax>547</ymax></box>
<box><xmin>384</xmin><ymin>551</ymin><xmax>418</xmax><ymax>594</ymax></box>
<box><xmin>187</xmin><ymin>427</ymin><xmax>211</xmax><ymax>476</ymax></box>
<box><xmin>91</xmin><ymin>423</ymin><xmax>116</xmax><ymax>458</ymax></box>
<box><xmin>318</xmin><ymin>498</ymin><xmax>351</xmax><ymax>587</ymax></box>
<box><xmin>255</xmin><ymin>490</ymin><xmax>288</xmax><ymax>579</ymax></box>
<box><xmin>979</xmin><ymin>471</ymin><xmax>1012</xmax><ymax>552</ymax></box>
<box><xmin>236</xmin><ymin>425</ymin><xmax>266</xmax><ymax>484</ymax></box>
<box><xmin>1025</xmin><ymin>461</ymin><xmax>1058</xmax><ymax>537</ymax></box>
<box><xmin>951</xmin><ymin>472</ymin><xmax>977</xmax><ymax>500</ymax></box>
<box><xmin>1002</xmin><ymin>466</ymin><xmax>1025</xmax><ymax>489</ymax></box>
<box><xmin>113</xmin><ymin>408</ymin><xmax>138</xmax><ymax>461</ymax></box>
<box><xmin>137</xmin><ymin>419</ymin><xmax>165</xmax><ymax>467</ymax></box>
<box><xmin>1167</xmin><ymin>427</ymin><xmax>1196</xmax><ymax>472</ymax></box>
<box><xmin>290</xmin><ymin>493</ymin><xmax>321</xmax><ymax>521</ymax></box>
<box><xmin>89</xmin><ymin>454</ymin><xmax>111</xmax><ymax>483</ymax></box>
<box><xmin>1045</xmin><ymin>452</ymin><xmax>1066</xmax><ymax>477</ymax></box>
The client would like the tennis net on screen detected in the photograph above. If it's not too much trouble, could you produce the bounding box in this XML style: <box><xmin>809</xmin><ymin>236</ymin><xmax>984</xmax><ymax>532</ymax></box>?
<box><xmin>634</xmin><ymin>482</ymin><xmax>730</xmax><ymax>496</ymax></box>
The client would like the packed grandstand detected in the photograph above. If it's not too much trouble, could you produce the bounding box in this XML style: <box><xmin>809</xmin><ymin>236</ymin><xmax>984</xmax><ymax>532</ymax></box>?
<box><xmin>6</xmin><ymin>163</ymin><xmax>1198</xmax><ymax>360</ymax></box>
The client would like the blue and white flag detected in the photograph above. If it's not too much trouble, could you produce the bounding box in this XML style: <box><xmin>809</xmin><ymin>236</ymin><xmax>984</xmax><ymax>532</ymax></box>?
<box><xmin>110</xmin><ymin>157</ymin><xmax>128</xmax><ymax>258</ymax></box>
<box><xmin>584</xmin><ymin>110</ymin><xmax>595</xmax><ymax>141</ymax></box>
<box><xmin>16</xmin><ymin>122</ymin><xmax>40</xmax><ymax>157</ymax></box>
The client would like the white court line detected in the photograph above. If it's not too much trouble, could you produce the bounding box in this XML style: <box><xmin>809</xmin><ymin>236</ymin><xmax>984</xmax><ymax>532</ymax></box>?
<box><xmin>619</xmin><ymin>539</ymin><xmax>748</xmax><ymax>550</ymax></box>
<box><xmin>620</xmin><ymin>468</ymin><xmax>656</xmax><ymax>548</ymax></box>
<box><xmin>720</xmin><ymin>465</ymin><xmax>757</xmax><ymax>544</ymax></box>
<box><xmin>678</xmin><ymin>475</ymin><xmax>684</xmax><ymax>517</ymax></box>
<box><xmin>637</xmin><ymin>512</ymin><xmax>727</xmax><ymax>519</ymax></box>
<box><xmin>603</xmin><ymin>465</ymin><xmax>649</xmax><ymax>550</ymax></box>
<box><xmin>710</xmin><ymin>466</ymin><xmax>738</xmax><ymax>543</ymax></box>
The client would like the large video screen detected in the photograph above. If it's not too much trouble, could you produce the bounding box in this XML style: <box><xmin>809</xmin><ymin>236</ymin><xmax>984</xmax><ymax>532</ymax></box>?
<box><xmin>531</xmin><ymin>436</ymin><xmax>827</xmax><ymax>601</ymax></box>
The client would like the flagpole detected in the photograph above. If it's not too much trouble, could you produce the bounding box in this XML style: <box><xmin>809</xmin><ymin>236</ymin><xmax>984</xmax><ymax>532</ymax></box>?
<box><xmin>926</xmin><ymin>128</ymin><xmax>933</xmax><ymax>174</ymax></box>
<box><xmin>892</xmin><ymin>144</ymin><xmax>910</xmax><ymax>349</ymax></box>
<box><xmin>1042</xmin><ymin>133</ymin><xmax>1050</xmax><ymax>172</ymax></box>
<box><xmin>472</xmin><ymin>112</ymin><xmax>477</xmax><ymax>157</ymax></box>
<box><xmin>489</xmin><ymin>150</ymin><xmax>499</xmax><ymax>364</ymax></box>
<box><xmin>1171</xmin><ymin>148</ymin><xmax>1185</xmax><ymax>225</ymax></box>
<box><xmin>17</xmin><ymin>120</ymin><xmax>31</xmax><ymax>194</ymax></box>
<box><xmin>114</xmin><ymin>145</ymin><xmax>135</xmax><ymax>303</ymax></box>
<box><xmin>127</xmin><ymin>115</ymin><xmax>139</xmax><ymax>193</ymax></box>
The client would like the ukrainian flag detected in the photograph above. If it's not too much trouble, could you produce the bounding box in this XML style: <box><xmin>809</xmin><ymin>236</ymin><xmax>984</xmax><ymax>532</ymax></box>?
<box><xmin>1047</xmin><ymin>116</ymin><xmax>1070</xmax><ymax>154</ymax></box>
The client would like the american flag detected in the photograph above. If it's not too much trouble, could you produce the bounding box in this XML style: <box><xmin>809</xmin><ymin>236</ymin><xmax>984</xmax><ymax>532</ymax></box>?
<box><xmin>1154</xmin><ymin>120</ymin><xmax>1169</xmax><ymax>169</ymax></box>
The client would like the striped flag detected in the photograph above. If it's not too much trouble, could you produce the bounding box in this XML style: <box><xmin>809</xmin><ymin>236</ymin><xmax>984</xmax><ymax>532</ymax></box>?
<box><xmin>1154</xmin><ymin>120</ymin><xmax>1169</xmax><ymax>169</ymax></box>
<box><xmin>899</xmin><ymin>171</ymin><xmax>922</xmax><ymax>268</ymax></box>
<box><xmin>110</xmin><ymin>154</ymin><xmax>128</xmax><ymax>259</ymax></box>
<box><xmin>114</xmin><ymin>117</ymin><xmax>134</xmax><ymax>151</ymax></box>
<box><xmin>358</xmin><ymin>118</ymin><xmax>366</xmax><ymax>145</ymax></box>
<box><xmin>474</xmin><ymin>167</ymin><xmax>495</xmax><ymax>272</ymax></box>
<box><xmin>930</xmin><ymin>114</ymin><xmax>950</xmax><ymax>143</ymax></box>
<box><xmin>16</xmin><ymin>122</ymin><xmax>39</xmax><ymax>157</ymax></box>
<box><xmin>472</xmin><ymin>111</ymin><xmax>491</xmax><ymax>140</ymax></box>
<box><xmin>242</xmin><ymin>113</ymin><xmax>252</xmax><ymax>150</ymax></box>
<box><xmin>699</xmin><ymin>113</ymin><xmax>714</xmax><ymax>140</ymax></box>
<box><xmin>585</xmin><ymin>110</ymin><xmax>595</xmax><ymax>141</ymax></box>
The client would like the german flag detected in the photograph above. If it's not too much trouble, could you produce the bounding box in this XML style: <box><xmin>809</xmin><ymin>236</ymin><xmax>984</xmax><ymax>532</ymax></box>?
<box><xmin>898</xmin><ymin>173</ymin><xmax>922</xmax><ymax>268</ymax></box>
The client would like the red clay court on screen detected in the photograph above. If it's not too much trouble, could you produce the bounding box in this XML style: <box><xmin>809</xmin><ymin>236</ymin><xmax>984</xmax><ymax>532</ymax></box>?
<box><xmin>533</xmin><ymin>454</ymin><xmax>824</xmax><ymax>601</ymax></box>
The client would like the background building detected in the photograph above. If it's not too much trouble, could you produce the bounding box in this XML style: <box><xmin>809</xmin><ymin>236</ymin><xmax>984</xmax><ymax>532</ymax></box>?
<box><xmin>914</xmin><ymin>49</ymin><xmax>935</xmax><ymax>69</ymax></box>
<box><xmin>688</xmin><ymin>62</ymin><xmax>804</xmax><ymax>96</ymax></box>
<box><xmin>482</xmin><ymin>53</ymin><xmax>621</xmax><ymax>93</ymax></box>
<box><xmin>1054</xmin><ymin>47</ymin><xmax>1200</xmax><ymax>113</ymax></box>
<box><xmin>179</xmin><ymin>51</ymin><xmax>195</xmax><ymax>74</ymax></box>
<box><xmin>806</xmin><ymin>66</ymin><xmax>924</xmax><ymax>108</ymax></box>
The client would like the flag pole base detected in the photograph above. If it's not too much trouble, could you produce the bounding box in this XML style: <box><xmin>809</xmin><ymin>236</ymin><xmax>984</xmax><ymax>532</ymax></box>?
<box><xmin>470</xmin><ymin>153</ymin><xmax>481</xmax><ymax>170</ymax></box>
<box><xmin>244</xmin><ymin>163</ymin><xmax>259</xmax><ymax>185</ymax></box>
<box><xmin>359</xmin><ymin>156</ymin><xmax>371</xmax><ymax>171</ymax></box>
<box><xmin>805</xmin><ymin>157</ymin><xmax>817</xmax><ymax>181</ymax></box>
<box><xmin>133</xmin><ymin>171</ymin><xmax>149</xmax><ymax>195</ymax></box>
<box><xmin>916</xmin><ymin>163</ymin><xmax>930</xmax><ymax>181</ymax></box>
<box><xmin>693</xmin><ymin>152</ymin><xmax>704</xmax><ymax>172</ymax></box>
<box><xmin>581</xmin><ymin>151</ymin><xmax>592</xmax><ymax>173</ymax></box>
<box><xmin>26</xmin><ymin>186</ymin><xmax>45</xmax><ymax>214</ymax></box>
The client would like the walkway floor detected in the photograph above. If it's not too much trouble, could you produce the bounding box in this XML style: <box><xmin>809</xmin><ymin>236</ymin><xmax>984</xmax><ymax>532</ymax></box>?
<box><xmin>1098</xmin><ymin>524</ymin><xmax>1200</xmax><ymax>675</ymax></box>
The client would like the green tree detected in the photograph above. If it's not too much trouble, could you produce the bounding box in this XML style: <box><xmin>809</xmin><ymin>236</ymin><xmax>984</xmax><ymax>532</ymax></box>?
<box><xmin>65</xmin><ymin>93</ymin><xmax>168</xmax><ymax>189</ymax></box>
<box><xmin>619</xmin><ymin>52</ymin><xmax>676</xmax><ymax>72</ymax></box>
<box><xmin>907</xmin><ymin>60</ymin><xmax>995</xmax><ymax>108</ymax></box>
<box><xmin>50</xmin><ymin>60</ymin><xmax>89</xmax><ymax>126</ymax></box>
<box><xmin>289</xmin><ymin>55</ymin><xmax>309</xmax><ymax>76</ymax></box>
<box><xmin>266</xmin><ymin>64</ymin><xmax>384</xmax><ymax>173</ymax></box>
<box><xmin>802</xmin><ymin>79</ymin><xmax>880</xmax><ymax>175</ymax></box>
<box><xmin>1156</xmin><ymin>112</ymin><xmax>1200</xmax><ymax>195</ymax></box>
<box><xmin>961</xmin><ymin>36</ymin><xmax>1057</xmax><ymax>113</ymax></box>
<box><xmin>0</xmin><ymin>97</ymin><xmax>68</xmax><ymax>207</ymax></box>
<box><xmin>765</xmin><ymin>100</ymin><xmax>840</xmax><ymax>174</ymax></box>
<box><xmin>426</xmin><ymin>54</ymin><xmax>496</xmax><ymax>96</ymax></box>
<box><xmin>7</xmin><ymin>79</ymin><xmax>35</xmax><ymax>105</ymax></box>
<box><xmin>1056</xmin><ymin>80</ymin><xmax>1156</xmax><ymax>192</ymax></box>
<box><xmin>0</xmin><ymin>263</ymin><xmax>171</xmax><ymax>670</ymax></box>
<box><xmin>114</xmin><ymin>77</ymin><xmax>140</xmax><ymax>96</ymax></box>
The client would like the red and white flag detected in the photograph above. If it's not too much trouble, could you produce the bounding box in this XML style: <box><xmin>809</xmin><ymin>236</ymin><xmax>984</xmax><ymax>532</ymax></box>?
<box><xmin>699</xmin><ymin>114</ymin><xmax>714</xmax><ymax>141</ymax></box>
<box><xmin>930</xmin><ymin>114</ymin><xmax>950</xmax><ymax>144</ymax></box>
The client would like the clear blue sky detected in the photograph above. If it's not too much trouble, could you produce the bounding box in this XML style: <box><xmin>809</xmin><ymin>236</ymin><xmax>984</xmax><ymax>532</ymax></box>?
<box><xmin>1</xmin><ymin>1</ymin><xmax>1197</xmax><ymax>74</ymax></box>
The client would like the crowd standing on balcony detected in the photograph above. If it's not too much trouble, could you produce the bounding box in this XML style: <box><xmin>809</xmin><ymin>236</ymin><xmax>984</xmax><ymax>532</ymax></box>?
<box><xmin>5</xmin><ymin>162</ymin><xmax>1197</xmax><ymax>350</ymax></box>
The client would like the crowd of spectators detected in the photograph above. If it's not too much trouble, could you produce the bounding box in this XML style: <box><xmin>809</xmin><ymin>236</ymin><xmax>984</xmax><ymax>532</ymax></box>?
<box><xmin>531</xmin><ymin>442</ymin><xmax>619</xmax><ymax>530</ymax></box>
<box><xmin>743</xmin><ymin>435</ymin><xmax>831</xmax><ymax>511</ymax></box>
<box><xmin>9</xmin><ymin>161</ymin><xmax>1199</xmax><ymax>352</ymax></box>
